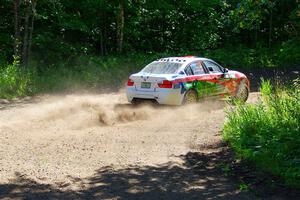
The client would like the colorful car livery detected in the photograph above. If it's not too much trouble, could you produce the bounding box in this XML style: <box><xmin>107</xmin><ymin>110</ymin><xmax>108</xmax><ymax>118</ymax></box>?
<box><xmin>126</xmin><ymin>56</ymin><xmax>249</xmax><ymax>105</ymax></box>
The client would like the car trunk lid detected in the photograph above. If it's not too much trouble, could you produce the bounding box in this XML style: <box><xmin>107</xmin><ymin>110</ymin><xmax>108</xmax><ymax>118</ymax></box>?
<box><xmin>130</xmin><ymin>74</ymin><xmax>176</xmax><ymax>91</ymax></box>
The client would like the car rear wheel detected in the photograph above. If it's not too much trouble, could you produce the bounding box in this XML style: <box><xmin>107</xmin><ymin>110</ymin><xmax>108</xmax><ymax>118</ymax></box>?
<box><xmin>234</xmin><ymin>82</ymin><xmax>249</xmax><ymax>103</ymax></box>
<box><xmin>131</xmin><ymin>98</ymin><xmax>142</xmax><ymax>105</ymax></box>
<box><xmin>183</xmin><ymin>90</ymin><xmax>198</xmax><ymax>104</ymax></box>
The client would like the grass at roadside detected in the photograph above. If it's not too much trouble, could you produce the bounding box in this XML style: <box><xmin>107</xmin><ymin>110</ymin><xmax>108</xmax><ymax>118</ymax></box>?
<box><xmin>0</xmin><ymin>59</ymin><xmax>34</xmax><ymax>99</ymax></box>
<box><xmin>223</xmin><ymin>79</ymin><xmax>300</xmax><ymax>188</ymax></box>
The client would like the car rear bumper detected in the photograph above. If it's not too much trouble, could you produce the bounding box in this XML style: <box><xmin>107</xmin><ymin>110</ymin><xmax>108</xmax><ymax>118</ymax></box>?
<box><xmin>126</xmin><ymin>86</ymin><xmax>184</xmax><ymax>105</ymax></box>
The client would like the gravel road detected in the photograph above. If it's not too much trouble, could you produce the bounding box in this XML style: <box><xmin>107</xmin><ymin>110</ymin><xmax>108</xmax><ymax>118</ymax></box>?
<box><xmin>0</xmin><ymin>91</ymin><xmax>263</xmax><ymax>199</ymax></box>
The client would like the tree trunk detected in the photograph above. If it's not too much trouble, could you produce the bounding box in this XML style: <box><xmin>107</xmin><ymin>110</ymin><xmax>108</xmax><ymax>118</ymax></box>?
<box><xmin>28</xmin><ymin>0</ymin><xmax>37</xmax><ymax>63</ymax></box>
<box><xmin>13</xmin><ymin>0</ymin><xmax>21</xmax><ymax>60</ymax></box>
<box><xmin>104</xmin><ymin>23</ymin><xmax>107</xmax><ymax>55</ymax></box>
<box><xmin>22</xmin><ymin>1</ymin><xmax>30</xmax><ymax>66</ymax></box>
<box><xmin>100</xmin><ymin>30</ymin><xmax>104</xmax><ymax>56</ymax></box>
<box><xmin>255</xmin><ymin>29</ymin><xmax>258</xmax><ymax>46</ymax></box>
<box><xmin>268</xmin><ymin>6</ymin><xmax>273</xmax><ymax>48</ymax></box>
<box><xmin>116</xmin><ymin>0</ymin><xmax>125</xmax><ymax>53</ymax></box>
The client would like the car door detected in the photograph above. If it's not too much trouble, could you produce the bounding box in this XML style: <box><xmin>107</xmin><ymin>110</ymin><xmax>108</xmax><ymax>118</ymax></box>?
<box><xmin>182</xmin><ymin>64</ymin><xmax>195</xmax><ymax>91</ymax></box>
<box><xmin>187</xmin><ymin>61</ymin><xmax>215</xmax><ymax>98</ymax></box>
<box><xmin>202</xmin><ymin>60</ymin><xmax>231</xmax><ymax>96</ymax></box>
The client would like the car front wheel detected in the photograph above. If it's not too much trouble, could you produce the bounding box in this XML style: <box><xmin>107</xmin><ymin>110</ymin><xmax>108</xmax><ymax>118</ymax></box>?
<box><xmin>234</xmin><ymin>81</ymin><xmax>249</xmax><ymax>103</ymax></box>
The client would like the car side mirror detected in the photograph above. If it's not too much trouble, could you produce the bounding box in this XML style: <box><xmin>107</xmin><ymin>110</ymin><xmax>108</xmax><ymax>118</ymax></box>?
<box><xmin>224</xmin><ymin>68</ymin><xmax>229</xmax><ymax>73</ymax></box>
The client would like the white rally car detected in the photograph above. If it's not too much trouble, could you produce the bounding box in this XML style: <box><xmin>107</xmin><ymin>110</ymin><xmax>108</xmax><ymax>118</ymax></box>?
<box><xmin>126</xmin><ymin>56</ymin><xmax>249</xmax><ymax>105</ymax></box>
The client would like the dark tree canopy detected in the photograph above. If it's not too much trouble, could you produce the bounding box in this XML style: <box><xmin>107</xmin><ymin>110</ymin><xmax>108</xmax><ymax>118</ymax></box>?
<box><xmin>0</xmin><ymin>0</ymin><xmax>299</xmax><ymax>65</ymax></box>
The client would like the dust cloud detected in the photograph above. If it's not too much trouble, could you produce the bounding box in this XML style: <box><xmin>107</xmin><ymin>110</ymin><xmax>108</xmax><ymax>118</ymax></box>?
<box><xmin>0</xmin><ymin>91</ymin><xmax>231</xmax><ymax>185</ymax></box>
<box><xmin>0</xmin><ymin>91</ymin><xmax>226</xmax><ymax>131</ymax></box>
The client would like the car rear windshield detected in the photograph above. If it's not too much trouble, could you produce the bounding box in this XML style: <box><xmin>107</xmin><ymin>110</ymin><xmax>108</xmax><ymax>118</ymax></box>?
<box><xmin>141</xmin><ymin>62</ymin><xmax>182</xmax><ymax>74</ymax></box>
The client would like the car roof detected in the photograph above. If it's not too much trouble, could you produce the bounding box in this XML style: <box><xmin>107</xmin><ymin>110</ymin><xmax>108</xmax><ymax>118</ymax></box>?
<box><xmin>156</xmin><ymin>56</ymin><xmax>211</xmax><ymax>64</ymax></box>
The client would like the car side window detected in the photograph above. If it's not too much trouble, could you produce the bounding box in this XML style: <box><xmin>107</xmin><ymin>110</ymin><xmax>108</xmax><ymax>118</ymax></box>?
<box><xmin>189</xmin><ymin>61</ymin><xmax>205</xmax><ymax>75</ymax></box>
<box><xmin>204</xmin><ymin>61</ymin><xmax>223</xmax><ymax>73</ymax></box>
<box><xmin>185</xmin><ymin>66</ymin><xmax>194</xmax><ymax>76</ymax></box>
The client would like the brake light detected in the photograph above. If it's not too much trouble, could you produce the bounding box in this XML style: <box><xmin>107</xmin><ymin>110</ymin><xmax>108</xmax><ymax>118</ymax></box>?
<box><xmin>127</xmin><ymin>79</ymin><xmax>134</xmax><ymax>86</ymax></box>
<box><xmin>158</xmin><ymin>80</ymin><xmax>173</xmax><ymax>88</ymax></box>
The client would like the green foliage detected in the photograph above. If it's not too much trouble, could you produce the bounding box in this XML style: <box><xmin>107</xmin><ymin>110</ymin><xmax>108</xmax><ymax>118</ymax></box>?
<box><xmin>205</xmin><ymin>45</ymin><xmax>277</xmax><ymax>68</ymax></box>
<box><xmin>0</xmin><ymin>59</ymin><xmax>35</xmax><ymax>99</ymax></box>
<box><xmin>205</xmin><ymin>39</ymin><xmax>300</xmax><ymax>68</ymax></box>
<box><xmin>223</xmin><ymin>80</ymin><xmax>300</xmax><ymax>188</ymax></box>
<box><xmin>278</xmin><ymin>39</ymin><xmax>300</xmax><ymax>66</ymax></box>
<box><xmin>239</xmin><ymin>183</ymin><xmax>250</xmax><ymax>191</ymax></box>
<box><xmin>2</xmin><ymin>0</ymin><xmax>299</xmax><ymax>63</ymax></box>
<box><xmin>1</xmin><ymin>41</ymin><xmax>298</xmax><ymax>99</ymax></box>
<box><xmin>0</xmin><ymin>0</ymin><xmax>299</xmax><ymax>99</ymax></box>
<box><xmin>229</xmin><ymin>0</ymin><xmax>273</xmax><ymax>32</ymax></box>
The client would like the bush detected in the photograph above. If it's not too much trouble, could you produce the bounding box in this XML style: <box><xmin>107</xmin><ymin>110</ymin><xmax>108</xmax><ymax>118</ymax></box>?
<box><xmin>0</xmin><ymin>59</ymin><xmax>35</xmax><ymax>99</ymax></box>
<box><xmin>223</xmin><ymin>79</ymin><xmax>300</xmax><ymax>188</ymax></box>
<box><xmin>277</xmin><ymin>39</ymin><xmax>300</xmax><ymax>67</ymax></box>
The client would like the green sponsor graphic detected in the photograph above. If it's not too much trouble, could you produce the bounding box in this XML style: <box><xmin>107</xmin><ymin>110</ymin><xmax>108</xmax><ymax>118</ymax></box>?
<box><xmin>183</xmin><ymin>78</ymin><xmax>232</xmax><ymax>98</ymax></box>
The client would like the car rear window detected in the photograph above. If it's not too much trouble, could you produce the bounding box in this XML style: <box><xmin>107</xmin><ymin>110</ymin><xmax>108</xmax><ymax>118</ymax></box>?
<box><xmin>141</xmin><ymin>62</ymin><xmax>182</xmax><ymax>74</ymax></box>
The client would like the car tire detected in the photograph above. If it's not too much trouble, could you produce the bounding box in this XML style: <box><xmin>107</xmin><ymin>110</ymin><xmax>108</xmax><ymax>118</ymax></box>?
<box><xmin>183</xmin><ymin>90</ymin><xmax>198</xmax><ymax>104</ymax></box>
<box><xmin>131</xmin><ymin>98</ymin><xmax>141</xmax><ymax>105</ymax></box>
<box><xmin>234</xmin><ymin>81</ymin><xmax>249</xmax><ymax>103</ymax></box>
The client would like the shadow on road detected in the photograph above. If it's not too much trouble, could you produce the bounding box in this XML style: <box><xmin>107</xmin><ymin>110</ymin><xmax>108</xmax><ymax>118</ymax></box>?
<box><xmin>1</xmin><ymin>145</ymin><xmax>300</xmax><ymax>199</ymax></box>
<box><xmin>0</xmin><ymin>147</ymin><xmax>254</xmax><ymax>200</ymax></box>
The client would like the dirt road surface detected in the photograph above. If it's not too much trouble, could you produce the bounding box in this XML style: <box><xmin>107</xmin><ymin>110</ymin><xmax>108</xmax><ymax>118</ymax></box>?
<box><xmin>0</xmin><ymin>91</ymin><xmax>265</xmax><ymax>200</ymax></box>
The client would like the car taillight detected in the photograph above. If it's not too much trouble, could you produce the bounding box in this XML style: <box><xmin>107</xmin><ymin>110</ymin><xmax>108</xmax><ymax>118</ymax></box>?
<box><xmin>127</xmin><ymin>79</ymin><xmax>134</xmax><ymax>86</ymax></box>
<box><xmin>158</xmin><ymin>80</ymin><xmax>173</xmax><ymax>88</ymax></box>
